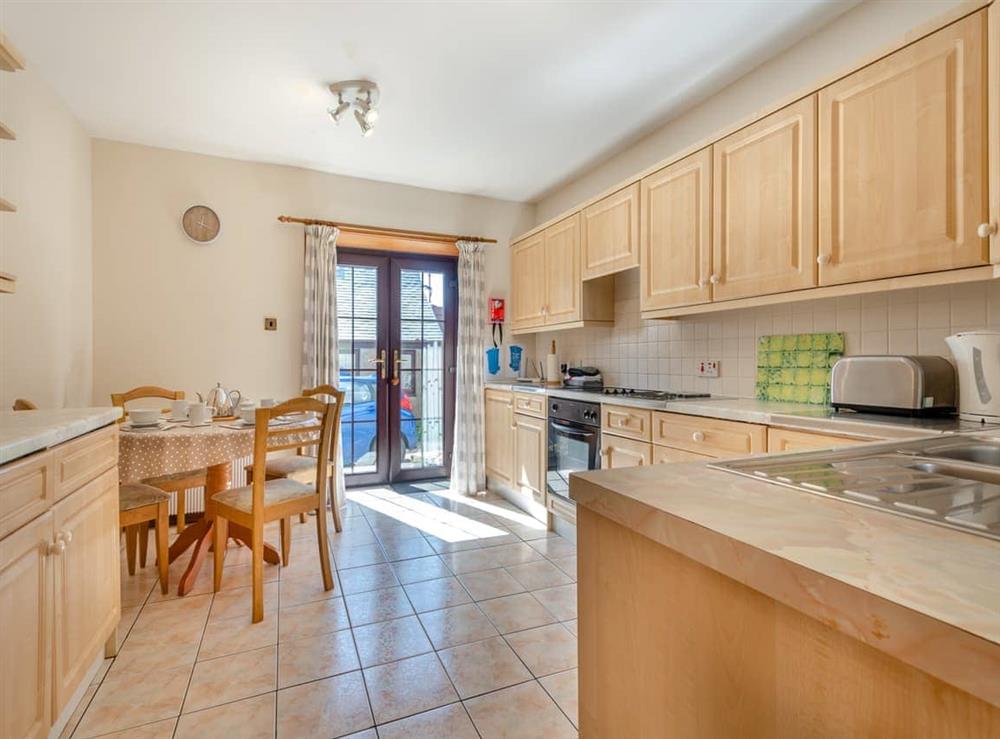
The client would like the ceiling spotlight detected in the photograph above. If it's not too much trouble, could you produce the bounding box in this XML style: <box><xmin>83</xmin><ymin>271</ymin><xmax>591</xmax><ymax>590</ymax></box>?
<box><xmin>354</xmin><ymin>108</ymin><xmax>375</xmax><ymax>137</ymax></box>
<box><xmin>328</xmin><ymin>79</ymin><xmax>380</xmax><ymax>138</ymax></box>
<box><xmin>327</xmin><ymin>93</ymin><xmax>349</xmax><ymax>124</ymax></box>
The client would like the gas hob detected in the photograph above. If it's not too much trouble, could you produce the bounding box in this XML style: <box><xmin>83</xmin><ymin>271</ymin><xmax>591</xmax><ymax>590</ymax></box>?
<box><xmin>585</xmin><ymin>386</ymin><xmax>711</xmax><ymax>401</ymax></box>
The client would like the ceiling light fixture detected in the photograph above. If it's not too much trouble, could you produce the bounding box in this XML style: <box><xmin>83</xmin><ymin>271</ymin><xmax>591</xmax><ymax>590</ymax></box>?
<box><xmin>327</xmin><ymin>80</ymin><xmax>380</xmax><ymax>138</ymax></box>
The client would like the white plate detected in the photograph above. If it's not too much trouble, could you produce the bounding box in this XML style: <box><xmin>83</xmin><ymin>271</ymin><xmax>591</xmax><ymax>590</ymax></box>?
<box><xmin>180</xmin><ymin>421</ymin><xmax>212</xmax><ymax>428</ymax></box>
<box><xmin>121</xmin><ymin>422</ymin><xmax>167</xmax><ymax>432</ymax></box>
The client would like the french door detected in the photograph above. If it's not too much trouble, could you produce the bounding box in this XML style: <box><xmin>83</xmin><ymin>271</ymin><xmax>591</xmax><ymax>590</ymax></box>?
<box><xmin>336</xmin><ymin>250</ymin><xmax>457</xmax><ymax>486</ymax></box>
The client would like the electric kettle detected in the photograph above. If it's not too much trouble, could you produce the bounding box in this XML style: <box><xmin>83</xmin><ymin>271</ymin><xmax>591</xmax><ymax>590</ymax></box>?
<box><xmin>945</xmin><ymin>331</ymin><xmax>1000</xmax><ymax>421</ymax></box>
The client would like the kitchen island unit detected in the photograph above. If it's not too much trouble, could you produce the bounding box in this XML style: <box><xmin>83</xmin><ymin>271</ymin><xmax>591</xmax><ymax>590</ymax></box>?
<box><xmin>570</xmin><ymin>448</ymin><xmax>1000</xmax><ymax>738</ymax></box>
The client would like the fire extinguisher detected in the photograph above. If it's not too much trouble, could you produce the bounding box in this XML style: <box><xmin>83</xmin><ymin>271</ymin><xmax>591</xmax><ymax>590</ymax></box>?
<box><xmin>489</xmin><ymin>298</ymin><xmax>505</xmax><ymax>348</ymax></box>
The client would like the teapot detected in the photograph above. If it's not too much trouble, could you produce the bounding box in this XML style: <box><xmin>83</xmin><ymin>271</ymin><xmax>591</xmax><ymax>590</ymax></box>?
<box><xmin>198</xmin><ymin>382</ymin><xmax>242</xmax><ymax>417</ymax></box>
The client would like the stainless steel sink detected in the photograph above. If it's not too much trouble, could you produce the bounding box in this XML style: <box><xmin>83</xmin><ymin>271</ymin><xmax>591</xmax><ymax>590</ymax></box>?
<box><xmin>710</xmin><ymin>432</ymin><xmax>1000</xmax><ymax>541</ymax></box>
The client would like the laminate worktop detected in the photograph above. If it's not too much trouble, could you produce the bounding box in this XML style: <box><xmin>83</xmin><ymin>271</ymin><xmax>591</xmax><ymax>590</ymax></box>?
<box><xmin>0</xmin><ymin>407</ymin><xmax>123</xmax><ymax>464</ymax></box>
<box><xmin>570</xmin><ymin>452</ymin><xmax>1000</xmax><ymax>708</ymax></box>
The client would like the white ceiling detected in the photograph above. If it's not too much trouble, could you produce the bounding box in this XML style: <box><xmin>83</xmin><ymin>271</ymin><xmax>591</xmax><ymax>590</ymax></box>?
<box><xmin>4</xmin><ymin>1</ymin><xmax>857</xmax><ymax>202</ymax></box>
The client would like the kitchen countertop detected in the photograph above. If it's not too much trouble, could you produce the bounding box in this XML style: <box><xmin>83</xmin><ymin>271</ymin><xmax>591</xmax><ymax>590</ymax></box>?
<box><xmin>0</xmin><ymin>407</ymin><xmax>123</xmax><ymax>465</ymax></box>
<box><xmin>570</xmin><ymin>449</ymin><xmax>1000</xmax><ymax>707</ymax></box>
<box><xmin>485</xmin><ymin>381</ymin><xmax>993</xmax><ymax>439</ymax></box>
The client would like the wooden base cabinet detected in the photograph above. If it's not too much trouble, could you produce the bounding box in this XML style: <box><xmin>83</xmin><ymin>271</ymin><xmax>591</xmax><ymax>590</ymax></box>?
<box><xmin>485</xmin><ymin>390</ymin><xmax>515</xmax><ymax>488</ymax></box>
<box><xmin>0</xmin><ymin>426</ymin><xmax>119</xmax><ymax>739</ymax></box>
<box><xmin>513</xmin><ymin>412</ymin><xmax>547</xmax><ymax>512</ymax></box>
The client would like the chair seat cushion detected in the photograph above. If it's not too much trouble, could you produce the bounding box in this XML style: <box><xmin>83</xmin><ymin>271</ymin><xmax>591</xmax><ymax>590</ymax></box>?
<box><xmin>143</xmin><ymin>468</ymin><xmax>207</xmax><ymax>488</ymax></box>
<box><xmin>119</xmin><ymin>482</ymin><xmax>169</xmax><ymax>512</ymax></box>
<box><xmin>246</xmin><ymin>455</ymin><xmax>331</xmax><ymax>484</ymax></box>
<box><xmin>212</xmin><ymin>478</ymin><xmax>315</xmax><ymax>514</ymax></box>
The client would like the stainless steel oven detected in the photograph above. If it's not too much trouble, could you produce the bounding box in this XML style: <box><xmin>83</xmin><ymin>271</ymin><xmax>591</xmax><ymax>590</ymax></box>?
<box><xmin>546</xmin><ymin>397</ymin><xmax>601</xmax><ymax>504</ymax></box>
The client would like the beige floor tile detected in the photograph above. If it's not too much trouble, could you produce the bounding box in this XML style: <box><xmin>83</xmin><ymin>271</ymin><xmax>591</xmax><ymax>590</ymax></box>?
<box><xmin>338</xmin><ymin>563</ymin><xmax>400</xmax><ymax>594</ymax></box>
<box><xmin>426</xmin><ymin>535</ymin><xmax>483</xmax><ymax>554</ymax></box>
<box><xmin>477</xmin><ymin>593</ymin><xmax>557</xmax><ymax>634</ymax></box>
<box><xmin>84</xmin><ymin>717</ymin><xmax>177</xmax><ymax>739</ymax></box>
<box><xmin>532</xmin><ymin>583</ymin><xmax>577</xmax><ymax>621</ymax></box>
<box><xmin>73</xmin><ymin>663</ymin><xmax>190</xmax><ymax>738</ymax></box>
<box><xmin>59</xmin><ymin>682</ymin><xmax>97</xmax><ymax>739</ymax></box>
<box><xmin>505</xmin><ymin>560</ymin><xmax>573</xmax><ymax>591</ymax></box>
<box><xmin>540</xmin><ymin>668</ymin><xmax>579</xmax><ymax>728</ymax></box>
<box><xmin>340</xmin><ymin>730</ymin><xmax>377</xmax><ymax>739</ymax></box>
<box><xmin>352</xmin><ymin>614</ymin><xmax>433</xmax><ymax>668</ymax></box>
<box><xmin>277</xmin><ymin>597</ymin><xmax>349</xmax><ymax>641</ymax></box>
<box><xmin>176</xmin><ymin>692</ymin><xmax>276</xmax><ymax>738</ymax></box>
<box><xmin>417</xmin><ymin>603</ymin><xmax>499</xmax><ymax>650</ymax></box>
<box><xmin>108</xmin><ymin>634</ymin><xmax>200</xmax><ymax>676</ymax></box>
<box><xmin>199</xmin><ymin>611</ymin><xmax>278</xmax><ymax>660</ymax></box>
<box><xmin>218</xmin><ymin>561</ymin><xmax>281</xmax><ymax>591</ymax></box>
<box><xmin>505</xmin><ymin>623</ymin><xmax>577</xmax><ymax>677</ymax></box>
<box><xmin>465</xmin><ymin>680</ymin><xmax>577</xmax><ymax>738</ymax></box>
<box><xmin>363</xmin><ymin>653</ymin><xmax>459</xmax><ymax>725</ymax></box>
<box><xmin>208</xmin><ymin>582</ymin><xmax>279</xmax><ymax>622</ymax></box>
<box><xmin>527</xmin><ymin>537</ymin><xmax>576</xmax><ymax>560</ymax></box>
<box><xmin>376</xmin><ymin>703</ymin><xmax>478</xmax><ymax>739</ymax></box>
<box><xmin>334</xmin><ymin>542</ymin><xmax>386</xmax><ymax>569</ymax></box>
<box><xmin>329</xmin><ymin>526</ymin><xmax>378</xmax><ymax>550</ymax></box>
<box><xmin>562</xmin><ymin>619</ymin><xmax>578</xmax><ymax>635</ymax></box>
<box><xmin>183</xmin><ymin>644</ymin><xmax>277</xmax><ymax>713</ymax></box>
<box><xmin>278</xmin><ymin>549</ymin><xmax>329</xmax><ymax>580</ymax></box>
<box><xmin>133</xmin><ymin>592</ymin><xmax>213</xmax><ymax>632</ymax></box>
<box><xmin>278</xmin><ymin>571</ymin><xmax>339</xmax><ymax>609</ymax></box>
<box><xmin>389</xmin><ymin>554</ymin><xmax>452</xmax><ymax>585</ymax></box>
<box><xmin>457</xmin><ymin>568</ymin><xmax>525</xmax><ymax>601</ymax></box>
<box><xmin>120</xmin><ymin>572</ymin><xmax>157</xmax><ymax>608</ymax></box>
<box><xmin>438</xmin><ymin>636</ymin><xmax>532</xmax><ymax>699</ymax></box>
<box><xmin>278</xmin><ymin>629</ymin><xmax>359</xmax><ymax>688</ymax></box>
<box><xmin>550</xmin><ymin>556</ymin><xmax>577</xmax><ymax>580</ymax></box>
<box><xmin>379</xmin><ymin>536</ymin><xmax>435</xmax><ymax>562</ymax></box>
<box><xmin>444</xmin><ymin>541</ymin><xmax>542</xmax><ymax>574</ymax></box>
<box><xmin>112</xmin><ymin>605</ymin><xmax>141</xmax><ymax>650</ymax></box>
<box><xmin>344</xmin><ymin>585</ymin><xmax>414</xmax><ymax>626</ymax></box>
<box><xmin>276</xmin><ymin>670</ymin><xmax>373</xmax><ymax>738</ymax></box>
<box><xmin>403</xmin><ymin>576</ymin><xmax>472</xmax><ymax>613</ymax></box>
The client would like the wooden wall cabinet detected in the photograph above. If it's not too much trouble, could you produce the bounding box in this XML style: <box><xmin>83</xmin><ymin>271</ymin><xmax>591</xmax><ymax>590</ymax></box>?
<box><xmin>513</xmin><ymin>412</ymin><xmax>547</xmax><ymax>512</ymax></box>
<box><xmin>0</xmin><ymin>426</ymin><xmax>119</xmax><ymax>739</ymax></box>
<box><xmin>713</xmin><ymin>96</ymin><xmax>817</xmax><ymax>301</ymax></box>
<box><xmin>641</xmin><ymin>148</ymin><xmax>713</xmax><ymax>311</ymax></box>
<box><xmin>511</xmin><ymin>214</ymin><xmax>614</xmax><ymax>334</ymax></box>
<box><xmin>818</xmin><ymin>11</ymin><xmax>989</xmax><ymax>286</ymax></box>
<box><xmin>582</xmin><ymin>183</ymin><xmax>640</xmax><ymax>280</ymax></box>
<box><xmin>485</xmin><ymin>390</ymin><xmax>515</xmax><ymax>488</ymax></box>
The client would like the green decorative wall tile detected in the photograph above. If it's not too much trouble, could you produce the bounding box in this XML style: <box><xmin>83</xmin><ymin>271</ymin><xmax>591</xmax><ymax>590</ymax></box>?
<box><xmin>755</xmin><ymin>332</ymin><xmax>844</xmax><ymax>404</ymax></box>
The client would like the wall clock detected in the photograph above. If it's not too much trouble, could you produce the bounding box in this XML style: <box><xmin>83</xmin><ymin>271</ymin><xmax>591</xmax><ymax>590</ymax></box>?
<box><xmin>181</xmin><ymin>205</ymin><xmax>221</xmax><ymax>244</ymax></box>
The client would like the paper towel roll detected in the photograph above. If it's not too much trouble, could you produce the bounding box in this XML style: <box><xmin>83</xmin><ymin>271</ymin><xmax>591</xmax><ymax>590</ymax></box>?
<box><xmin>546</xmin><ymin>353</ymin><xmax>560</xmax><ymax>386</ymax></box>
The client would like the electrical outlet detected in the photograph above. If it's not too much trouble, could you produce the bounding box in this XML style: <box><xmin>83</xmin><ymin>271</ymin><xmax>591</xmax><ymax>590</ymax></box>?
<box><xmin>697</xmin><ymin>359</ymin><xmax>719</xmax><ymax>378</ymax></box>
<box><xmin>264</xmin><ymin>317</ymin><xmax>278</xmax><ymax>331</ymax></box>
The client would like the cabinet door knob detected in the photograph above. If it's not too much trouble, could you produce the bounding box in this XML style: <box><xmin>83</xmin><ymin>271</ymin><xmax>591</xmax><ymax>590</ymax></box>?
<box><xmin>708</xmin><ymin>274</ymin><xmax>720</xmax><ymax>285</ymax></box>
<box><xmin>48</xmin><ymin>539</ymin><xmax>66</xmax><ymax>555</ymax></box>
<box><xmin>978</xmin><ymin>222</ymin><xmax>998</xmax><ymax>239</ymax></box>
<box><xmin>697</xmin><ymin>277</ymin><xmax>707</xmax><ymax>288</ymax></box>
<box><xmin>817</xmin><ymin>254</ymin><xmax>831</xmax><ymax>265</ymax></box>
<box><xmin>692</xmin><ymin>431</ymin><xmax>705</xmax><ymax>442</ymax></box>
<box><xmin>59</xmin><ymin>530</ymin><xmax>73</xmax><ymax>545</ymax></box>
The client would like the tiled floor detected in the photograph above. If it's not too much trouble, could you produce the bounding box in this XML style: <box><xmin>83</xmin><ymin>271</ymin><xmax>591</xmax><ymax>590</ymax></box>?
<box><xmin>64</xmin><ymin>482</ymin><xmax>579</xmax><ymax>739</ymax></box>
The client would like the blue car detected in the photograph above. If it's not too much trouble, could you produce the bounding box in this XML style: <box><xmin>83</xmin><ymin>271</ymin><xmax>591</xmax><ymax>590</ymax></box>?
<box><xmin>339</xmin><ymin>372</ymin><xmax>418</xmax><ymax>466</ymax></box>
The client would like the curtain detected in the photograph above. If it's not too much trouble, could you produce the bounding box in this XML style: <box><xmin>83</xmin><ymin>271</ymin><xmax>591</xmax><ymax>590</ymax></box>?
<box><xmin>450</xmin><ymin>240</ymin><xmax>488</xmax><ymax>495</ymax></box>
<box><xmin>302</xmin><ymin>224</ymin><xmax>346</xmax><ymax>510</ymax></box>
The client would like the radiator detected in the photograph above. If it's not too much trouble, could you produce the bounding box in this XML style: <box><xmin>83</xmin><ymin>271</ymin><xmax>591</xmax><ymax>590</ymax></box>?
<box><xmin>168</xmin><ymin>453</ymin><xmax>253</xmax><ymax>518</ymax></box>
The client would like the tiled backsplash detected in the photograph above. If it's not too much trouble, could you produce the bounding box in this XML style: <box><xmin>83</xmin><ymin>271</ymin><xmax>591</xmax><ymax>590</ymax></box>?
<box><xmin>534</xmin><ymin>270</ymin><xmax>1000</xmax><ymax>398</ymax></box>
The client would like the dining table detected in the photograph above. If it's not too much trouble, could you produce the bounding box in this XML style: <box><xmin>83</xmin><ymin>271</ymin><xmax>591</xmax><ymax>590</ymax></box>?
<box><xmin>118</xmin><ymin>417</ymin><xmax>317</xmax><ymax>595</ymax></box>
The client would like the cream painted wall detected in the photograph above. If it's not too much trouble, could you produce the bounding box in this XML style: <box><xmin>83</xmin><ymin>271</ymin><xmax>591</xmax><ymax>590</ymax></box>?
<box><xmin>534</xmin><ymin>0</ymin><xmax>964</xmax><ymax>221</ymax></box>
<box><xmin>91</xmin><ymin>140</ymin><xmax>535</xmax><ymax>405</ymax></box>
<box><xmin>0</xmin><ymin>67</ymin><xmax>93</xmax><ymax>409</ymax></box>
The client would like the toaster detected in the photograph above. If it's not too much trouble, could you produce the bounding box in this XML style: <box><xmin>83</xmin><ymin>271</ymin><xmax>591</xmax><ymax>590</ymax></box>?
<box><xmin>830</xmin><ymin>355</ymin><xmax>956</xmax><ymax>416</ymax></box>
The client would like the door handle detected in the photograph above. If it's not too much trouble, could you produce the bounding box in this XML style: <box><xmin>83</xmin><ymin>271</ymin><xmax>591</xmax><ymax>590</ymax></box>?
<box><xmin>391</xmin><ymin>350</ymin><xmax>401</xmax><ymax>386</ymax></box>
<box><xmin>370</xmin><ymin>349</ymin><xmax>387</xmax><ymax>380</ymax></box>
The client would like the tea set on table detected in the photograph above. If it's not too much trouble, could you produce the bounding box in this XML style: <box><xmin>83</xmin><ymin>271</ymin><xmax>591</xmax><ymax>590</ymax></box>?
<box><xmin>122</xmin><ymin>382</ymin><xmax>276</xmax><ymax>431</ymax></box>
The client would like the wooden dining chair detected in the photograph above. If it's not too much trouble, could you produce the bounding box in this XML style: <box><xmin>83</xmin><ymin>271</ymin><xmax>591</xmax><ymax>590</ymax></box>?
<box><xmin>12</xmin><ymin>398</ymin><xmax>37</xmax><ymax>410</ymax></box>
<box><xmin>213</xmin><ymin>395</ymin><xmax>342</xmax><ymax>622</ymax></box>
<box><xmin>119</xmin><ymin>482</ymin><xmax>170</xmax><ymax>594</ymax></box>
<box><xmin>244</xmin><ymin>384</ymin><xmax>344</xmax><ymax>565</ymax></box>
<box><xmin>111</xmin><ymin>386</ymin><xmax>205</xmax><ymax>533</ymax></box>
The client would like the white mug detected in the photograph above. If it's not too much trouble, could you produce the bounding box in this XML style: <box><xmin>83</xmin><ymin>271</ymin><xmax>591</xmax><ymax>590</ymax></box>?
<box><xmin>188</xmin><ymin>403</ymin><xmax>211</xmax><ymax>425</ymax></box>
<box><xmin>238</xmin><ymin>406</ymin><xmax>256</xmax><ymax>424</ymax></box>
<box><xmin>170</xmin><ymin>399</ymin><xmax>189</xmax><ymax>420</ymax></box>
<box><xmin>259</xmin><ymin>398</ymin><xmax>275</xmax><ymax>408</ymax></box>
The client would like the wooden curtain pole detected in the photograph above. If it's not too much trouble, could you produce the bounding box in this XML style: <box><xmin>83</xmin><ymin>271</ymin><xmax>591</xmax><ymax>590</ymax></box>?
<box><xmin>277</xmin><ymin>215</ymin><xmax>498</xmax><ymax>244</ymax></box>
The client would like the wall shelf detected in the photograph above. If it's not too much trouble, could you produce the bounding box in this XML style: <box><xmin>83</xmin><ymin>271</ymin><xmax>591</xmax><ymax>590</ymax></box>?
<box><xmin>0</xmin><ymin>198</ymin><xmax>15</xmax><ymax>213</ymax></box>
<box><xmin>0</xmin><ymin>121</ymin><xmax>14</xmax><ymax>140</ymax></box>
<box><xmin>0</xmin><ymin>272</ymin><xmax>16</xmax><ymax>294</ymax></box>
<box><xmin>0</xmin><ymin>33</ymin><xmax>25</xmax><ymax>72</ymax></box>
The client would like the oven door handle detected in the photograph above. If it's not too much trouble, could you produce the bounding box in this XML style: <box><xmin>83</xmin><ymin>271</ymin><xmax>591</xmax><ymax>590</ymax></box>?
<box><xmin>549</xmin><ymin>421</ymin><xmax>597</xmax><ymax>441</ymax></box>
